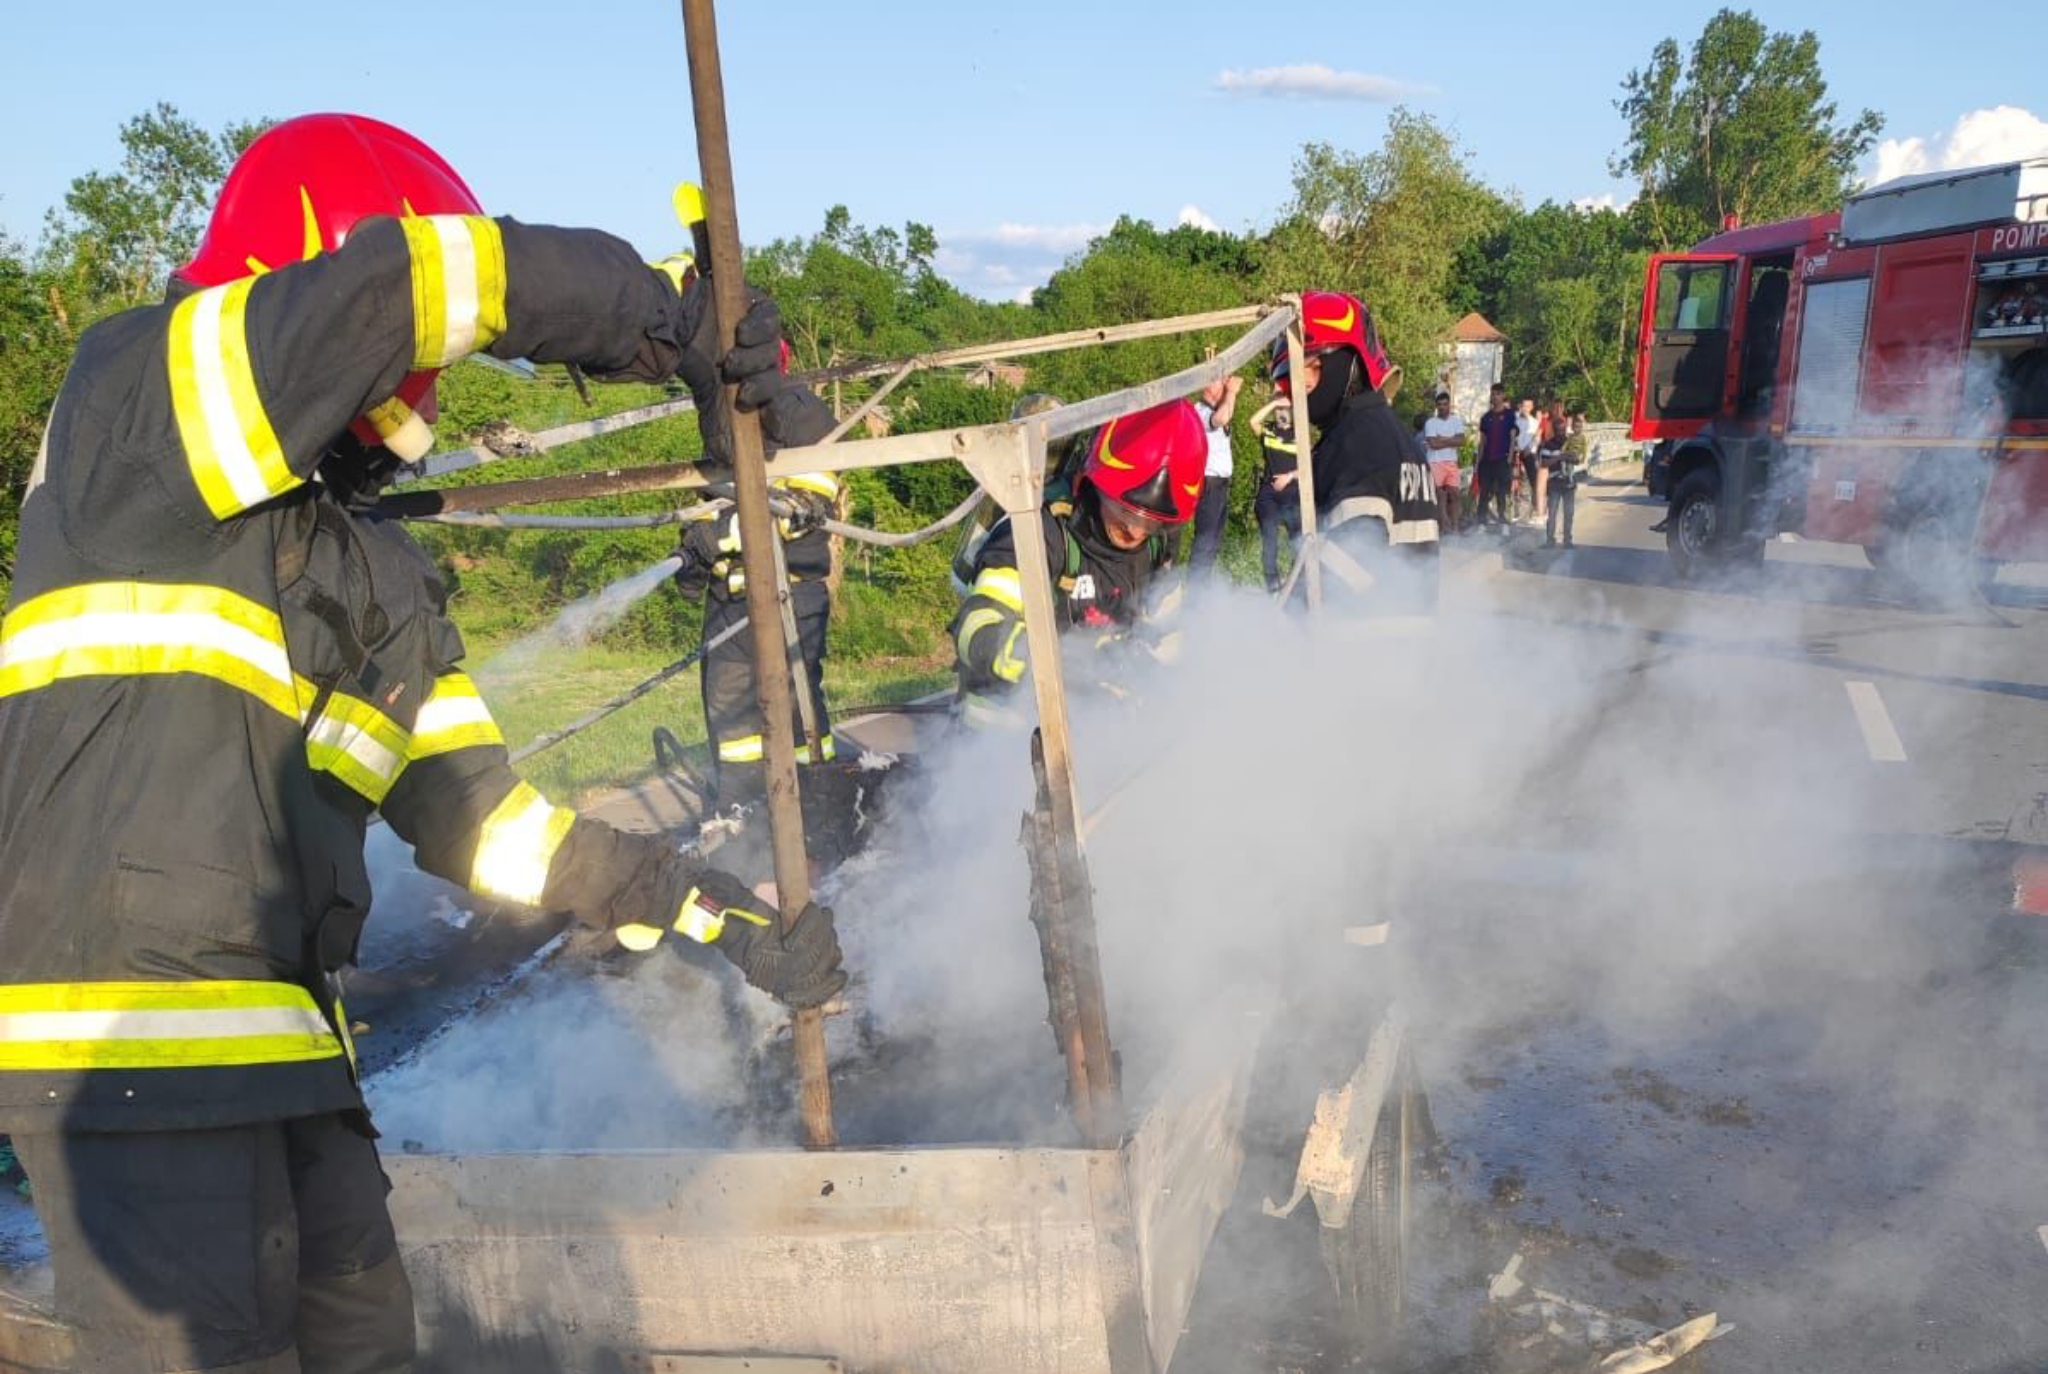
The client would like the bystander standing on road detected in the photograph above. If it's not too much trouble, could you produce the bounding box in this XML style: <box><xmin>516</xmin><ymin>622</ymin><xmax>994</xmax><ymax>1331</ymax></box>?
<box><xmin>1188</xmin><ymin>374</ymin><xmax>1242</xmax><ymax>575</ymax></box>
<box><xmin>1423</xmin><ymin>391</ymin><xmax>1466</xmax><ymax>535</ymax></box>
<box><xmin>1515</xmin><ymin>396</ymin><xmax>1543</xmax><ymax>523</ymax></box>
<box><xmin>1248</xmin><ymin>397</ymin><xmax>1303</xmax><ymax>594</ymax></box>
<box><xmin>1543</xmin><ymin>413</ymin><xmax>1584</xmax><ymax>548</ymax></box>
<box><xmin>1474</xmin><ymin>383</ymin><xmax>1517</xmax><ymax>533</ymax></box>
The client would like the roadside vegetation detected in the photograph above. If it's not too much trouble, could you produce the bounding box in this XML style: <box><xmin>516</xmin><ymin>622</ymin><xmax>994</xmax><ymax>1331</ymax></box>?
<box><xmin>0</xmin><ymin>10</ymin><xmax>1880</xmax><ymax>788</ymax></box>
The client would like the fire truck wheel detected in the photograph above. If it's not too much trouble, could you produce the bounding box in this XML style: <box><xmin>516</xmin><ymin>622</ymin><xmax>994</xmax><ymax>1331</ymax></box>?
<box><xmin>1882</xmin><ymin>509</ymin><xmax>1984</xmax><ymax>608</ymax></box>
<box><xmin>1666</xmin><ymin>469</ymin><xmax>1725</xmax><ymax>580</ymax></box>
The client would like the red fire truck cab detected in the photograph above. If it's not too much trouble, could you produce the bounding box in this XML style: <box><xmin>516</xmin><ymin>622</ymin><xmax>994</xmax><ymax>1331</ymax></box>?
<box><xmin>1631</xmin><ymin>158</ymin><xmax>2048</xmax><ymax>592</ymax></box>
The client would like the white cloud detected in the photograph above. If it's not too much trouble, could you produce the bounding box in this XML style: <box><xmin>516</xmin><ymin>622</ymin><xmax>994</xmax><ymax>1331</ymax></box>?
<box><xmin>1571</xmin><ymin>192</ymin><xmax>1622</xmax><ymax>213</ymax></box>
<box><xmin>1872</xmin><ymin>105</ymin><xmax>2048</xmax><ymax>184</ymax></box>
<box><xmin>949</xmin><ymin>222</ymin><xmax>1107</xmax><ymax>253</ymax></box>
<box><xmin>935</xmin><ymin>221</ymin><xmax>1109</xmax><ymax>302</ymax></box>
<box><xmin>1177</xmin><ymin>203</ymin><xmax>1221</xmax><ymax>233</ymax></box>
<box><xmin>1215</xmin><ymin>64</ymin><xmax>1424</xmax><ymax>103</ymax></box>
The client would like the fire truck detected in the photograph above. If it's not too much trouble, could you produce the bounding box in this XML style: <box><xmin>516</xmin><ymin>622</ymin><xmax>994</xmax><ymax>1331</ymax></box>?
<box><xmin>1631</xmin><ymin>158</ymin><xmax>2048</xmax><ymax>593</ymax></box>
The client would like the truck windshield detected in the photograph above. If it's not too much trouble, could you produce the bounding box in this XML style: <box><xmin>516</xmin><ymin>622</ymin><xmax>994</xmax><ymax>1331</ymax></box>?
<box><xmin>1654</xmin><ymin>262</ymin><xmax>1731</xmax><ymax>331</ymax></box>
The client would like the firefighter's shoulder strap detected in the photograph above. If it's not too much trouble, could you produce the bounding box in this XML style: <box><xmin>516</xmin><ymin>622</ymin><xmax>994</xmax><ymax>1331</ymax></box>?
<box><xmin>1044</xmin><ymin>480</ymin><xmax>1084</xmax><ymax>594</ymax></box>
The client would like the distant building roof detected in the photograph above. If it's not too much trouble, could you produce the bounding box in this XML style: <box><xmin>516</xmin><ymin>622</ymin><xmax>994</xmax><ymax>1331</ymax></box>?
<box><xmin>1450</xmin><ymin>312</ymin><xmax>1507</xmax><ymax>344</ymax></box>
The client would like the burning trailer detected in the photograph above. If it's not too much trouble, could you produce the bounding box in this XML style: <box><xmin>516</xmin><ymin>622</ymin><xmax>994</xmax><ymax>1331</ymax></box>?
<box><xmin>341</xmin><ymin>278</ymin><xmax>1360</xmax><ymax>1370</ymax></box>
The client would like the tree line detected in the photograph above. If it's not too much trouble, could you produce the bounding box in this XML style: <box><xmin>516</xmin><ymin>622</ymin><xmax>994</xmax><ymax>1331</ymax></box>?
<box><xmin>0</xmin><ymin>9</ymin><xmax>1880</xmax><ymax>606</ymax></box>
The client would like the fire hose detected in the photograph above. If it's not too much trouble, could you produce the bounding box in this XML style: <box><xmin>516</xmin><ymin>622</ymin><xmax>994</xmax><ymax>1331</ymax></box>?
<box><xmin>397</xmin><ymin>485</ymin><xmax>987</xmax><ymax>548</ymax></box>
<box><xmin>507</xmin><ymin>613</ymin><xmax>749</xmax><ymax>764</ymax></box>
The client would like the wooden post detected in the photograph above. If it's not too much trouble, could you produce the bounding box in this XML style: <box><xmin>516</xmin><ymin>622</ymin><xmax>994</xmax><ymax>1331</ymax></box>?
<box><xmin>1002</xmin><ymin>425</ymin><xmax>1124</xmax><ymax>1145</ymax></box>
<box><xmin>681</xmin><ymin>0</ymin><xmax>835</xmax><ymax>1149</ymax></box>
<box><xmin>1284</xmin><ymin>301</ymin><xmax>1323</xmax><ymax>612</ymax></box>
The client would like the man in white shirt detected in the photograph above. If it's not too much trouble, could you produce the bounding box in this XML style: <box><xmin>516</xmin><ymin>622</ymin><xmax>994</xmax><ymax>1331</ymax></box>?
<box><xmin>1514</xmin><ymin>396</ymin><xmax>1543</xmax><ymax>521</ymax></box>
<box><xmin>1422</xmin><ymin>391</ymin><xmax>1466</xmax><ymax>533</ymax></box>
<box><xmin>1188</xmin><ymin>374</ymin><xmax>1242</xmax><ymax>574</ymax></box>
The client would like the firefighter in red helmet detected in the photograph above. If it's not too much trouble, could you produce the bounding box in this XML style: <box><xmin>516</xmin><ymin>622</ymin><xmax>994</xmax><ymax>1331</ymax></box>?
<box><xmin>1272</xmin><ymin>290</ymin><xmax>1441</xmax><ymax>611</ymax></box>
<box><xmin>951</xmin><ymin>398</ymin><xmax>1208</xmax><ymax>729</ymax></box>
<box><xmin>0</xmin><ymin>113</ymin><xmax>846</xmax><ymax>1373</ymax></box>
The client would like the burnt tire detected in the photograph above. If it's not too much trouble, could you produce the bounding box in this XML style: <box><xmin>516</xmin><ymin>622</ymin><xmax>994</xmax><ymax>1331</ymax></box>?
<box><xmin>1323</xmin><ymin>1054</ymin><xmax>1423</xmax><ymax>1365</ymax></box>
<box><xmin>1665</xmin><ymin>468</ymin><xmax>1724</xmax><ymax>581</ymax></box>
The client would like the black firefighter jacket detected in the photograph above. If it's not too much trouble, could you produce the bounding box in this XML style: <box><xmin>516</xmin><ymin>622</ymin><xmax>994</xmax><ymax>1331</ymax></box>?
<box><xmin>0</xmin><ymin>214</ymin><xmax>726</xmax><ymax>1132</ymax></box>
<box><xmin>1310</xmin><ymin>390</ymin><xmax>1442</xmax><ymax>613</ymax></box>
<box><xmin>950</xmin><ymin>494</ymin><xmax>1170</xmax><ymax>730</ymax></box>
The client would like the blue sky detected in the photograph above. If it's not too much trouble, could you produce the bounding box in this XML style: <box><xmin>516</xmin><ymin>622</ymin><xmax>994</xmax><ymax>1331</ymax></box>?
<box><xmin>2</xmin><ymin>0</ymin><xmax>2038</xmax><ymax>301</ymax></box>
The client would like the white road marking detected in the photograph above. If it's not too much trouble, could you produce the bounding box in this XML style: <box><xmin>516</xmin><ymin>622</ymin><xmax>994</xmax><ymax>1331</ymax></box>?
<box><xmin>1844</xmin><ymin>681</ymin><xmax>1907</xmax><ymax>763</ymax></box>
<box><xmin>2038</xmin><ymin>1224</ymin><xmax>2048</xmax><ymax>1257</ymax></box>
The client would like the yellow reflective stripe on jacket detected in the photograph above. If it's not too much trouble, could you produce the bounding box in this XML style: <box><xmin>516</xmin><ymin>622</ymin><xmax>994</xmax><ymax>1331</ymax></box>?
<box><xmin>718</xmin><ymin>734</ymin><xmax>765</xmax><ymax>763</ymax></box>
<box><xmin>168</xmin><ymin>278</ymin><xmax>300</xmax><ymax>519</ymax></box>
<box><xmin>305</xmin><ymin>691</ymin><xmax>411</xmax><ymax>804</ymax></box>
<box><xmin>470</xmin><ymin>781</ymin><xmax>575</xmax><ymax>906</ymax></box>
<box><xmin>0</xmin><ymin>980</ymin><xmax>343</xmax><ymax>1072</ymax></box>
<box><xmin>992</xmin><ymin>623</ymin><xmax>1028</xmax><ymax>684</ymax></box>
<box><xmin>970</xmin><ymin>565</ymin><xmax>1025</xmax><ymax>614</ymax></box>
<box><xmin>802</xmin><ymin>734</ymin><xmax>838</xmax><ymax>763</ymax></box>
<box><xmin>399</xmin><ymin>215</ymin><xmax>508</xmax><ymax>369</ymax></box>
<box><xmin>955</xmin><ymin>606</ymin><xmax>1005</xmax><ymax>662</ymax></box>
<box><xmin>0</xmin><ymin>581</ymin><xmax>314</xmax><ymax>723</ymax></box>
<box><xmin>407</xmin><ymin>672</ymin><xmax>504</xmax><ymax>759</ymax></box>
<box><xmin>616</xmin><ymin>884</ymin><xmax>761</xmax><ymax>952</ymax></box>
<box><xmin>774</xmin><ymin>472</ymin><xmax>839</xmax><ymax>499</ymax></box>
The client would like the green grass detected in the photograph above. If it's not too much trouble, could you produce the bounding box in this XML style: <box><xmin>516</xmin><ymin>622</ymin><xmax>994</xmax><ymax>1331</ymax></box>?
<box><xmin>471</xmin><ymin>628</ymin><xmax>952</xmax><ymax>806</ymax></box>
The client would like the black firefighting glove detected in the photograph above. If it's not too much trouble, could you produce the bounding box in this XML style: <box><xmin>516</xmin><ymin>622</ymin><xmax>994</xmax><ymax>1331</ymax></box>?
<box><xmin>675</xmin><ymin>289</ymin><xmax>834</xmax><ymax>466</ymax></box>
<box><xmin>671</xmin><ymin>511</ymin><xmax>726</xmax><ymax>597</ymax></box>
<box><xmin>686</xmin><ymin>869</ymin><xmax>848</xmax><ymax>1010</ymax></box>
<box><xmin>777</xmin><ymin>487</ymin><xmax>834</xmax><ymax>534</ymax></box>
<box><xmin>726</xmin><ymin>297</ymin><xmax>835</xmax><ymax>453</ymax></box>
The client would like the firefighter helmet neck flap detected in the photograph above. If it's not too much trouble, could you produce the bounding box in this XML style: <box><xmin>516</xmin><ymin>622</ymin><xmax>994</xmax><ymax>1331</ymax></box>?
<box><xmin>1078</xmin><ymin>399</ymin><xmax>1209</xmax><ymax>538</ymax></box>
<box><xmin>177</xmin><ymin>113</ymin><xmax>488</xmax><ymax>466</ymax></box>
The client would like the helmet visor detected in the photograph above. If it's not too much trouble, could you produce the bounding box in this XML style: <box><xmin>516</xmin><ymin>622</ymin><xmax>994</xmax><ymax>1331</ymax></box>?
<box><xmin>1100</xmin><ymin>496</ymin><xmax>1169</xmax><ymax>549</ymax></box>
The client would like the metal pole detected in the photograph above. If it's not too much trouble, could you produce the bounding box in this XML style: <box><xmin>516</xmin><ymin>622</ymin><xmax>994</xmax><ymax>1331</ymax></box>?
<box><xmin>681</xmin><ymin>0</ymin><xmax>835</xmax><ymax>1149</ymax></box>
<box><xmin>1005</xmin><ymin>422</ymin><xmax>1123</xmax><ymax>1144</ymax></box>
<box><xmin>1284</xmin><ymin>298</ymin><xmax>1323</xmax><ymax>612</ymax></box>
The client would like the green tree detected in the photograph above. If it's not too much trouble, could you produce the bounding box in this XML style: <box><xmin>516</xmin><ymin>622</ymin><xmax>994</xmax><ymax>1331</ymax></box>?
<box><xmin>1029</xmin><ymin>215</ymin><xmax>1257</xmax><ymax>402</ymax></box>
<box><xmin>1263</xmin><ymin>111</ymin><xmax>1509</xmax><ymax>395</ymax></box>
<box><xmin>748</xmin><ymin>205</ymin><xmax>986</xmax><ymax>371</ymax></box>
<box><xmin>1454</xmin><ymin>203</ymin><xmax>1651</xmax><ymax>417</ymax></box>
<box><xmin>41</xmin><ymin>103</ymin><xmax>274</xmax><ymax>310</ymax></box>
<box><xmin>1615</xmin><ymin>9</ymin><xmax>1881</xmax><ymax>250</ymax></box>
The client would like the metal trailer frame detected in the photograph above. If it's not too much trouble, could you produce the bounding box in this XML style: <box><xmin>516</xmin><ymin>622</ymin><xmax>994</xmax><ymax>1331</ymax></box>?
<box><xmin>361</xmin><ymin>300</ymin><xmax>1328</xmax><ymax>1372</ymax></box>
<box><xmin>386</xmin><ymin>294</ymin><xmax>1327</xmax><ymax>1141</ymax></box>
<box><xmin>0</xmin><ymin>293</ymin><xmax>1338</xmax><ymax>1374</ymax></box>
<box><xmin>383</xmin><ymin>999</ymin><xmax>1263</xmax><ymax>1374</ymax></box>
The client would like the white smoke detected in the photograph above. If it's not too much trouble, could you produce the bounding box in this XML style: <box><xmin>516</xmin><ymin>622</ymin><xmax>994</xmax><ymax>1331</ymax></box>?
<box><xmin>472</xmin><ymin>555</ymin><xmax>682</xmax><ymax>688</ymax></box>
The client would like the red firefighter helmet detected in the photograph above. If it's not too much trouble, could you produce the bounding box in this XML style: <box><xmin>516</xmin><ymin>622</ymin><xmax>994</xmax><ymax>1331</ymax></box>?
<box><xmin>177</xmin><ymin>113</ymin><xmax>488</xmax><ymax>459</ymax></box>
<box><xmin>1270</xmin><ymin>290</ymin><xmax>1399</xmax><ymax>399</ymax></box>
<box><xmin>1079</xmin><ymin>399</ymin><xmax>1209</xmax><ymax>527</ymax></box>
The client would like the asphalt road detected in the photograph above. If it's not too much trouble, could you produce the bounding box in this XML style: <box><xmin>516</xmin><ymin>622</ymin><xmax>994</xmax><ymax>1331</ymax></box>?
<box><xmin>1176</xmin><ymin>472</ymin><xmax>2048</xmax><ymax>1373</ymax></box>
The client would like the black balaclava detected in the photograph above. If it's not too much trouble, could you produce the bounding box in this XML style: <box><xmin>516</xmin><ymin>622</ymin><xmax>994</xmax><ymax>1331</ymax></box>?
<box><xmin>1307</xmin><ymin>349</ymin><xmax>1361</xmax><ymax>427</ymax></box>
